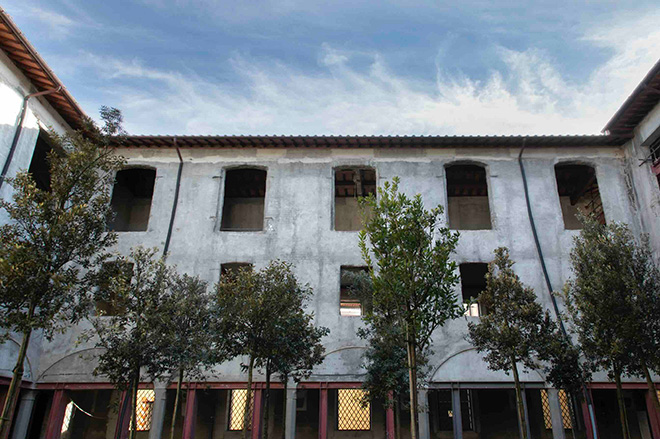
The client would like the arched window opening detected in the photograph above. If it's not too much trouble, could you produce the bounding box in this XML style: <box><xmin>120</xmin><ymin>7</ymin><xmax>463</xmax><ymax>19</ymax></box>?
<box><xmin>109</xmin><ymin>168</ymin><xmax>156</xmax><ymax>232</ymax></box>
<box><xmin>334</xmin><ymin>167</ymin><xmax>376</xmax><ymax>231</ymax></box>
<box><xmin>221</xmin><ymin>169</ymin><xmax>266</xmax><ymax>231</ymax></box>
<box><xmin>446</xmin><ymin>164</ymin><xmax>491</xmax><ymax>230</ymax></box>
<box><xmin>554</xmin><ymin>164</ymin><xmax>604</xmax><ymax>229</ymax></box>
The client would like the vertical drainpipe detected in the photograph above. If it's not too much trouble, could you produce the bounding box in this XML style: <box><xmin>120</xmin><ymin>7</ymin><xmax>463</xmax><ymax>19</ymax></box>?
<box><xmin>0</xmin><ymin>86</ymin><xmax>62</xmax><ymax>191</ymax></box>
<box><xmin>163</xmin><ymin>136</ymin><xmax>183</xmax><ymax>259</ymax></box>
<box><xmin>517</xmin><ymin>138</ymin><xmax>598</xmax><ymax>438</ymax></box>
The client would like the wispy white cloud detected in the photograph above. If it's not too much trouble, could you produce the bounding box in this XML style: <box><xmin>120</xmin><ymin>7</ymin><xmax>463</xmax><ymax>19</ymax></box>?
<box><xmin>75</xmin><ymin>10</ymin><xmax>659</xmax><ymax>136</ymax></box>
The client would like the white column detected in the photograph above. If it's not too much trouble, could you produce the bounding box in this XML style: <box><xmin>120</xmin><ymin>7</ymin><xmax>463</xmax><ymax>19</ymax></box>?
<box><xmin>149</xmin><ymin>385</ymin><xmax>168</xmax><ymax>439</ymax></box>
<box><xmin>451</xmin><ymin>388</ymin><xmax>463</xmax><ymax>439</ymax></box>
<box><xmin>11</xmin><ymin>390</ymin><xmax>37</xmax><ymax>439</ymax></box>
<box><xmin>418</xmin><ymin>389</ymin><xmax>430</xmax><ymax>439</ymax></box>
<box><xmin>547</xmin><ymin>389</ymin><xmax>566</xmax><ymax>439</ymax></box>
<box><xmin>284</xmin><ymin>381</ymin><xmax>297</xmax><ymax>439</ymax></box>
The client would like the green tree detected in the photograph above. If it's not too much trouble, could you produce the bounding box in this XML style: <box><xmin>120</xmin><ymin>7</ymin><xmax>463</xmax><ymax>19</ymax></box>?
<box><xmin>0</xmin><ymin>108</ymin><xmax>125</xmax><ymax>439</ymax></box>
<box><xmin>88</xmin><ymin>247</ymin><xmax>172</xmax><ymax>439</ymax></box>
<box><xmin>215</xmin><ymin>261</ymin><xmax>328</xmax><ymax>439</ymax></box>
<box><xmin>563</xmin><ymin>218</ymin><xmax>660</xmax><ymax>439</ymax></box>
<box><xmin>358</xmin><ymin>177</ymin><xmax>463</xmax><ymax>439</ymax></box>
<box><xmin>156</xmin><ymin>273</ymin><xmax>220</xmax><ymax>439</ymax></box>
<box><xmin>268</xmin><ymin>310</ymin><xmax>328</xmax><ymax>439</ymax></box>
<box><xmin>467</xmin><ymin>247</ymin><xmax>559</xmax><ymax>439</ymax></box>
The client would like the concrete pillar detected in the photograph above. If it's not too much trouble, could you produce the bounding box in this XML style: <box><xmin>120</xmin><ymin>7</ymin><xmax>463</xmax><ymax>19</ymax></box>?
<box><xmin>182</xmin><ymin>388</ymin><xmax>198</xmax><ymax>439</ymax></box>
<box><xmin>521</xmin><ymin>388</ymin><xmax>532</xmax><ymax>439</ymax></box>
<box><xmin>318</xmin><ymin>388</ymin><xmax>328</xmax><ymax>439</ymax></box>
<box><xmin>252</xmin><ymin>389</ymin><xmax>263</xmax><ymax>439</ymax></box>
<box><xmin>645</xmin><ymin>390</ymin><xmax>660</xmax><ymax>439</ymax></box>
<box><xmin>284</xmin><ymin>383</ymin><xmax>297</xmax><ymax>439</ymax></box>
<box><xmin>44</xmin><ymin>389</ymin><xmax>69</xmax><ymax>439</ymax></box>
<box><xmin>417</xmin><ymin>389</ymin><xmax>430</xmax><ymax>439</ymax></box>
<box><xmin>11</xmin><ymin>390</ymin><xmax>37</xmax><ymax>439</ymax></box>
<box><xmin>546</xmin><ymin>389</ymin><xmax>566</xmax><ymax>439</ymax></box>
<box><xmin>148</xmin><ymin>386</ymin><xmax>168</xmax><ymax>439</ymax></box>
<box><xmin>451</xmin><ymin>388</ymin><xmax>463</xmax><ymax>439</ymax></box>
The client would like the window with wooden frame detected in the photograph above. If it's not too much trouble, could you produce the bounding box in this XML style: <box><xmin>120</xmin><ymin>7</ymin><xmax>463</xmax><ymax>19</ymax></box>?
<box><xmin>334</xmin><ymin>168</ymin><xmax>376</xmax><ymax>231</ymax></box>
<box><xmin>554</xmin><ymin>164</ymin><xmax>604</xmax><ymax>229</ymax></box>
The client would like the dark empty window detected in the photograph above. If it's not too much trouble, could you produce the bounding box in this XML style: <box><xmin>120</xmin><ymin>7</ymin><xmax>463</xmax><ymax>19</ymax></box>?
<box><xmin>340</xmin><ymin>266</ymin><xmax>368</xmax><ymax>316</ymax></box>
<box><xmin>221</xmin><ymin>169</ymin><xmax>266</xmax><ymax>231</ymax></box>
<box><xmin>95</xmin><ymin>261</ymin><xmax>133</xmax><ymax>316</ymax></box>
<box><xmin>109</xmin><ymin>168</ymin><xmax>156</xmax><ymax>232</ymax></box>
<box><xmin>221</xmin><ymin>262</ymin><xmax>252</xmax><ymax>279</ymax></box>
<box><xmin>460</xmin><ymin>263</ymin><xmax>488</xmax><ymax>317</ymax></box>
<box><xmin>28</xmin><ymin>133</ymin><xmax>52</xmax><ymax>191</ymax></box>
<box><xmin>334</xmin><ymin>168</ymin><xmax>376</xmax><ymax>231</ymax></box>
<box><xmin>446</xmin><ymin>165</ymin><xmax>491</xmax><ymax>230</ymax></box>
<box><xmin>555</xmin><ymin>164</ymin><xmax>604</xmax><ymax>229</ymax></box>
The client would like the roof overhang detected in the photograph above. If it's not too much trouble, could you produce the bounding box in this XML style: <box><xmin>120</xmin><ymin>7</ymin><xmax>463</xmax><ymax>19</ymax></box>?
<box><xmin>0</xmin><ymin>7</ymin><xmax>86</xmax><ymax>129</ymax></box>
<box><xmin>112</xmin><ymin>134</ymin><xmax>630</xmax><ymax>149</ymax></box>
<box><xmin>603</xmin><ymin>58</ymin><xmax>660</xmax><ymax>136</ymax></box>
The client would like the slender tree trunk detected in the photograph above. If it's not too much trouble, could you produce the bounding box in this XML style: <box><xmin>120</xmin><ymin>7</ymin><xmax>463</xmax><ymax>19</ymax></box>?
<box><xmin>281</xmin><ymin>375</ymin><xmax>288</xmax><ymax>439</ymax></box>
<box><xmin>614</xmin><ymin>367</ymin><xmax>631</xmax><ymax>439</ymax></box>
<box><xmin>395</xmin><ymin>394</ymin><xmax>401</xmax><ymax>439</ymax></box>
<box><xmin>510</xmin><ymin>357</ymin><xmax>528</xmax><ymax>439</ymax></box>
<box><xmin>264</xmin><ymin>360</ymin><xmax>271</xmax><ymax>439</ymax></box>
<box><xmin>405</xmin><ymin>322</ymin><xmax>418</xmax><ymax>439</ymax></box>
<box><xmin>243</xmin><ymin>355</ymin><xmax>255</xmax><ymax>439</ymax></box>
<box><xmin>170</xmin><ymin>367</ymin><xmax>184</xmax><ymax>439</ymax></box>
<box><xmin>129</xmin><ymin>368</ymin><xmax>140</xmax><ymax>439</ymax></box>
<box><xmin>0</xmin><ymin>328</ymin><xmax>31</xmax><ymax>439</ymax></box>
<box><xmin>642</xmin><ymin>361</ymin><xmax>660</xmax><ymax>414</ymax></box>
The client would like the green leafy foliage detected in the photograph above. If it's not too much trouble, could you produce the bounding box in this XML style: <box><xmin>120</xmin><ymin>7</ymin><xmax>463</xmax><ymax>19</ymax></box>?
<box><xmin>563</xmin><ymin>217</ymin><xmax>660</xmax><ymax>438</ymax></box>
<box><xmin>214</xmin><ymin>260</ymin><xmax>329</xmax><ymax>439</ymax></box>
<box><xmin>0</xmin><ymin>108</ymin><xmax>125</xmax><ymax>439</ymax></box>
<box><xmin>467</xmin><ymin>247</ymin><xmax>561</xmax><ymax>439</ymax></box>
<box><xmin>358</xmin><ymin>177</ymin><xmax>462</xmax><ymax>439</ymax></box>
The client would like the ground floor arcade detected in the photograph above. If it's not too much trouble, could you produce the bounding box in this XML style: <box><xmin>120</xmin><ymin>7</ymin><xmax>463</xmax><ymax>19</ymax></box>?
<box><xmin>3</xmin><ymin>380</ymin><xmax>660</xmax><ymax>439</ymax></box>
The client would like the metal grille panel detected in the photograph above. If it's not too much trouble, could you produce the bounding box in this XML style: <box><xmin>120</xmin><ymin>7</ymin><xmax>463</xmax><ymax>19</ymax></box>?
<box><xmin>541</xmin><ymin>390</ymin><xmax>572</xmax><ymax>430</ymax></box>
<box><xmin>134</xmin><ymin>389</ymin><xmax>155</xmax><ymax>431</ymax></box>
<box><xmin>337</xmin><ymin>389</ymin><xmax>370</xmax><ymax>431</ymax></box>
<box><xmin>229</xmin><ymin>389</ymin><xmax>254</xmax><ymax>431</ymax></box>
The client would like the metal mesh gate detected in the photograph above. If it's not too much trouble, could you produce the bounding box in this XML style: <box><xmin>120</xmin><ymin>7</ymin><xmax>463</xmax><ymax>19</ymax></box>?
<box><xmin>337</xmin><ymin>389</ymin><xmax>370</xmax><ymax>431</ymax></box>
<box><xmin>229</xmin><ymin>389</ymin><xmax>254</xmax><ymax>431</ymax></box>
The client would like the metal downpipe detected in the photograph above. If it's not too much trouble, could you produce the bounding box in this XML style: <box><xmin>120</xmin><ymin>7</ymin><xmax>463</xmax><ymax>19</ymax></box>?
<box><xmin>517</xmin><ymin>139</ymin><xmax>598</xmax><ymax>438</ymax></box>
<box><xmin>0</xmin><ymin>86</ymin><xmax>62</xmax><ymax>191</ymax></box>
<box><xmin>163</xmin><ymin>137</ymin><xmax>183</xmax><ymax>259</ymax></box>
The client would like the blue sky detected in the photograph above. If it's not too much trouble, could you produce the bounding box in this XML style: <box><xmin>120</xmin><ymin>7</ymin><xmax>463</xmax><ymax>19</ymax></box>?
<box><xmin>4</xmin><ymin>1</ymin><xmax>660</xmax><ymax>135</ymax></box>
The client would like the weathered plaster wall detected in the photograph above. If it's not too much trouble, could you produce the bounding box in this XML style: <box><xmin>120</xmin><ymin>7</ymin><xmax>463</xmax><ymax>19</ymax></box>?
<box><xmin>31</xmin><ymin>143</ymin><xmax>649</xmax><ymax>385</ymax></box>
<box><xmin>622</xmin><ymin>102</ymin><xmax>660</xmax><ymax>262</ymax></box>
<box><xmin>0</xmin><ymin>50</ymin><xmax>73</xmax><ymax>382</ymax></box>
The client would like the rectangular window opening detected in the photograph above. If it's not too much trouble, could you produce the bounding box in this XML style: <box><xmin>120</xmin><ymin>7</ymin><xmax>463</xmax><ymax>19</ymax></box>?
<box><xmin>555</xmin><ymin>164</ymin><xmax>604</xmax><ymax>229</ymax></box>
<box><xmin>334</xmin><ymin>168</ymin><xmax>376</xmax><ymax>231</ymax></box>
<box><xmin>446</xmin><ymin>165</ymin><xmax>492</xmax><ymax>230</ymax></box>
<box><xmin>340</xmin><ymin>266</ymin><xmax>368</xmax><ymax>317</ymax></box>
<box><xmin>109</xmin><ymin>168</ymin><xmax>156</xmax><ymax>232</ymax></box>
<box><xmin>337</xmin><ymin>389</ymin><xmax>370</xmax><ymax>431</ymax></box>
<box><xmin>460</xmin><ymin>263</ymin><xmax>488</xmax><ymax>317</ymax></box>
<box><xmin>220</xmin><ymin>262</ymin><xmax>253</xmax><ymax>279</ymax></box>
<box><xmin>95</xmin><ymin>261</ymin><xmax>133</xmax><ymax>316</ymax></box>
<box><xmin>228</xmin><ymin>389</ymin><xmax>254</xmax><ymax>431</ymax></box>
<box><xmin>221</xmin><ymin>169</ymin><xmax>266</xmax><ymax>231</ymax></box>
<box><xmin>28</xmin><ymin>132</ymin><xmax>52</xmax><ymax>191</ymax></box>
